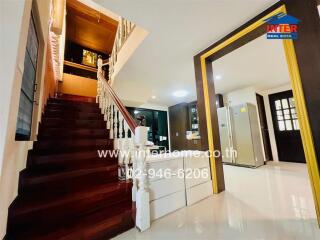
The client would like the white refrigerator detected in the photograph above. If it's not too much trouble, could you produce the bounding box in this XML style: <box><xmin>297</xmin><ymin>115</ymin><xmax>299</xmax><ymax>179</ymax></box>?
<box><xmin>217</xmin><ymin>103</ymin><xmax>264</xmax><ymax>168</ymax></box>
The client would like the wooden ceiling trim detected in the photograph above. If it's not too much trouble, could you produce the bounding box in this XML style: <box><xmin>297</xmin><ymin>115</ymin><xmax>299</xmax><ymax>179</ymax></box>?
<box><xmin>66</xmin><ymin>7</ymin><xmax>118</xmax><ymax>32</ymax></box>
<box><xmin>67</xmin><ymin>0</ymin><xmax>118</xmax><ymax>27</ymax></box>
<box><xmin>66</xmin><ymin>0</ymin><xmax>118</xmax><ymax>54</ymax></box>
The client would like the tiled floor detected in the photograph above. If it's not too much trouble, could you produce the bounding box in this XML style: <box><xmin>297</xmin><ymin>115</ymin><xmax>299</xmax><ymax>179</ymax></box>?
<box><xmin>113</xmin><ymin>162</ymin><xmax>320</xmax><ymax>240</ymax></box>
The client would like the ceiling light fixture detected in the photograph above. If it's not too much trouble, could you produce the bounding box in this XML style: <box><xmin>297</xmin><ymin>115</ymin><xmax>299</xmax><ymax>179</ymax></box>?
<box><xmin>214</xmin><ymin>75</ymin><xmax>222</xmax><ymax>80</ymax></box>
<box><xmin>151</xmin><ymin>95</ymin><xmax>156</xmax><ymax>99</ymax></box>
<box><xmin>173</xmin><ymin>90</ymin><xmax>189</xmax><ymax>98</ymax></box>
<box><xmin>97</xmin><ymin>11</ymin><xmax>101</xmax><ymax>23</ymax></box>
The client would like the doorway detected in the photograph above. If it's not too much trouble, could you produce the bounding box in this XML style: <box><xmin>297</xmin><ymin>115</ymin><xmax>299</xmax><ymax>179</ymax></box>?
<box><xmin>194</xmin><ymin>3</ymin><xmax>320</xmax><ymax>225</ymax></box>
<box><xmin>256</xmin><ymin>93</ymin><xmax>273</xmax><ymax>161</ymax></box>
<box><xmin>269</xmin><ymin>90</ymin><xmax>305</xmax><ymax>163</ymax></box>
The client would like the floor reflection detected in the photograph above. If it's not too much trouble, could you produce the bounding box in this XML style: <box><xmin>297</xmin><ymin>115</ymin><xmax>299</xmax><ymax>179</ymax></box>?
<box><xmin>113</xmin><ymin>162</ymin><xmax>320</xmax><ymax>240</ymax></box>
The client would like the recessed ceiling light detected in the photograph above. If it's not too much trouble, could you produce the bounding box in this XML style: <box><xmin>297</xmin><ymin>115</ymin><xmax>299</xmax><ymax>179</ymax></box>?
<box><xmin>214</xmin><ymin>75</ymin><xmax>222</xmax><ymax>80</ymax></box>
<box><xmin>151</xmin><ymin>95</ymin><xmax>156</xmax><ymax>99</ymax></box>
<box><xmin>173</xmin><ymin>90</ymin><xmax>188</xmax><ymax>98</ymax></box>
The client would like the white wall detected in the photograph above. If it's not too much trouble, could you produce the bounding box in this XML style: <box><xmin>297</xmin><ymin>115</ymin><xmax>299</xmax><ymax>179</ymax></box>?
<box><xmin>258</xmin><ymin>83</ymin><xmax>292</xmax><ymax>162</ymax></box>
<box><xmin>223</xmin><ymin>86</ymin><xmax>257</xmax><ymax>106</ymax></box>
<box><xmin>111</xmin><ymin>26</ymin><xmax>148</xmax><ymax>86</ymax></box>
<box><xmin>0</xmin><ymin>0</ymin><xmax>51</xmax><ymax>237</ymax></box>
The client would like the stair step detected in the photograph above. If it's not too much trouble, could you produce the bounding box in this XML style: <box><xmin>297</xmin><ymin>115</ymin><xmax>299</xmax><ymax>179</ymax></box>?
<box><xmin>6</xmin><ymin>94</ymin><xmax>134</xmax><ymax>239</ymax></box>
<box><xmin>38</xmin><ymin>128</ymin><xmax>109</xmax><ymax>140</ymax></box>
<box><xmin>48</xmin><ymin>98</ymin><xmax>98</xmax><ymax>106</ymax></box>
<box><xmin>27</xmin><ymin>150</ymin><xmax>117</xmax><ymax>169</ymax></box>
<box><xmin>46</xmin><ymin>102</ymin><xmax>100</xmax><ymax>113</ymax></box>
<box><xmin>19</xmin><ymin>164</ymin><xmax>118</xmax><ymax>195</ymax></box>
<box><xmin>43</xmin><ymin>110</ymin><xmax>104</xmax><ymax>120</ymax></box>
<box><xmin>45</xmin><ymin>106</ymin><xmax>101</xmax><ymax>114</ymax></box>
<box><xmin>41</xmin><ymin>118</ymin><xmax>106</xmax><ymax>129</ymax></box>
<box><xmin>8</xmin><ymin>182</ymin><xmax>132</xmax><ymax>234</ymax></box>
<box><xmin>33</xmin><ymin>139</ymin><xmax>113</xmax><ymax>154</ymax></box>
<box><xmin>52</xmin><ymin>95</ymin><xmax>96</xmax><ymax>103</ymax></box>
<box><xmin>28</xmin><ymin>156</ymin><xmax>118</xmax><ymax>173</ymax></box>
<box><xmin>6</xmin><ymin>201</ymin><xmax>134</xmax><ymax>240</ymax></box>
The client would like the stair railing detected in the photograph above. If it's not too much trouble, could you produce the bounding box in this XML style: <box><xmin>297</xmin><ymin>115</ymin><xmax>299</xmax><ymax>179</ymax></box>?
<box><xmin>97</xmin><ymin>58</ymin><xmax>150</xmax><ymax>231</ymax></box>
<box><xmin>109</xmin><ymin>17</ymin><xmax>135</xmax><ymax>80</ymax></box>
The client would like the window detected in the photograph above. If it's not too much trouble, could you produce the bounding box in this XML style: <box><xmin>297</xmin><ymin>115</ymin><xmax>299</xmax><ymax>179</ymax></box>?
<box><xmin>127</xmin><ymin>107</ymin><xmax>169</xmax><ymax>150</ymax></box>
<box><xmin>274</xmin><ymin>97</ymin><xmax>299</xmax><ymax>131</ymax></box>
<box><xmin>15</xmin><ymin>13</ymin><xmax>39</xmax><ymax>140</ymax></box>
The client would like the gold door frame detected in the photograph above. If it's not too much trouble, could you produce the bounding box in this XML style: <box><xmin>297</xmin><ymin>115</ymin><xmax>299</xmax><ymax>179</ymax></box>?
<box><xmin>199</xmin><ymin>5</ymin><xmax>320</xmax><ymax>222</ymax></box>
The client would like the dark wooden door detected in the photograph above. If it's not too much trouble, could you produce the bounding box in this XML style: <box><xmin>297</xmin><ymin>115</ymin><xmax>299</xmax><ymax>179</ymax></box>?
<box><xmin>269</xmin><ymin>90</ymin><xmax>305</xmax><ymax>163</ymax></box>
<box><xmin>256</xmin><ymin>94</ymin><xmax>273</xmax><ymax>161</ymax></box>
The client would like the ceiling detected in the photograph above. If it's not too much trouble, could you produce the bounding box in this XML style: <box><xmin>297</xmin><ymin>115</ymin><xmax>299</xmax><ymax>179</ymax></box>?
<box><xmin>94</xmin><ymin>0</ymin><xmax>280</xmax><ymax>106</ymax></box>
<box><xmin>213</xmin><ymin>34</ymin><xmax>290</xmax><ymax>94</ymax></box>
<box><xmin>66</xmin><ymin>0</ymin><xmax>118</xmax><ymax>54</ymax></box>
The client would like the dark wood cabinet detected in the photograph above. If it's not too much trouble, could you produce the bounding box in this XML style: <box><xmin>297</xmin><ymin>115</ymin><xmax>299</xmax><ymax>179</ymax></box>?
<box><xmin>169</xmin><ymin>103</ymin><xmax>189</xmax><ymax>151</ymax></box>
<box><xmin>169</xmin><ymin>102</ymin><xmax>202</xmax><ymax>151</ymax></box>
<box><xmin>169</xmin><ymin>96</ymin><xmax>224</xmax><ymax>151</ymax></box>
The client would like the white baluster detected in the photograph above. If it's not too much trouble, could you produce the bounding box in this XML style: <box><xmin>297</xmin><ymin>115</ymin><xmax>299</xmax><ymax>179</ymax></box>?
<box><xmin>114</xmin><ymin>106</ymin><xmax>119</xmax><ymax>139</ymax></box>
<box><xmin>131</xmin><ymin>148</ymin><xmax>137</xmax><ymax>202</ymax></box>
<box><xmin>120</xmin><ymin>121</ymin><xmax>130</xmax><ymax>181</ymax></box>
<box><xmin>103</xmin><ymin>95</ymin><xmax>109</xmax><ymax>121</ymax></box>
<box><xmin>106</xmin><ymin>101</ymin><xmax>110</xmax><ymax>130</ymax></box>
<box><xmin>108</xmin><ymin>99</ymin><xmax>112</xmax><ymax>130</ymax></box>
<box><xmin>109</xmin><ymin>104</ymin><xmax>114</xmax><ymax>139</ymax></box>
<box><xmin>123</xmin><ymin>121</ymin><xmax>128</xmax><ymax>140</ymax></box>
<box><xmin>96</xmin><ymin>79</ymin><xmax>100</xmax><ymax>104</ymax></box>
<box><xmin>118</xmin><ymin>113</ymin><xmax>123</xmax><ymax>139</ymax></box>
<box><xmin>101</xmin><ymin>87</ymin><xmax>105</xmax><ymax>115</ymax></box>
<box><xmin>98</xmin><ymin>84</ymin><xmax>102</xmax><ymax>109</ymax></box>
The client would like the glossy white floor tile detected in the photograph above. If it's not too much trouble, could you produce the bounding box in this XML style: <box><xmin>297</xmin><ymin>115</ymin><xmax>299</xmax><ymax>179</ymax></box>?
<box><xmin>113</xmin><ymin>162</ymin><xmax>320</xmax><ymax>240</ymax></box>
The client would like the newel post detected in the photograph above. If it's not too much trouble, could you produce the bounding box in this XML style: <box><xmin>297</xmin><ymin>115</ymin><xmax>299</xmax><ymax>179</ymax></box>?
<box><xmin>134</xmin><ymin>126</ymin><xmax>150</xmax><ymax>231</ymax></box>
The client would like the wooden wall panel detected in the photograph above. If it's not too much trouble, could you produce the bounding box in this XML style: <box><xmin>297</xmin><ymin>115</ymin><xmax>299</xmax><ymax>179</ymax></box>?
<box><xmin>284</xmin><ymin>0</ymin><xmax>320</xmax><ymax>168</ymax></box>
<box><xmin>59</xmin><ymin>73</ymin><xmax>97</xmax><ymax>98</ymax></box>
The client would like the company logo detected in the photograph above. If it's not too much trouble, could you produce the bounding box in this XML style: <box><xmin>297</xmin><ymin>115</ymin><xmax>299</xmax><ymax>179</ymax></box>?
<box><xmin>264</xmin><ymin>12</ymin><xmax>300</xmax><ymax>40</ymax></box>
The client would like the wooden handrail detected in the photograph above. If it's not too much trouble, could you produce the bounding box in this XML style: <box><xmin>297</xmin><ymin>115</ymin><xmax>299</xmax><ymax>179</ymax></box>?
<box><xmin>98</xmin><ymin>71</ymin><xmax>137</xmax><ymax>133</ymax></box>
<box><xmin>64</xmin><ymin>60</ymin><xmax>97</xmax><ymax>72</ymax></box>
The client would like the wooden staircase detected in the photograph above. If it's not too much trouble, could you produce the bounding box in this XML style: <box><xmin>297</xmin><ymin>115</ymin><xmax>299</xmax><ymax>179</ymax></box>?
<box><xmin>5</xmin><ymin>96</ymin><xmax>135</xmax><ymax>239</ymax></box>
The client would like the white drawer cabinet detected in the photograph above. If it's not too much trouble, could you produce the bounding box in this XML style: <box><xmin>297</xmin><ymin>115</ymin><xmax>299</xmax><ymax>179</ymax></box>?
<box><xmin>183</xmin><ymin>153</ymin><xmax>213</xmax><ymax>206</ymax></box>
<box><xmin>150</xmin><ymin>191</ymin><xmax>186</xmax><ymax>221</ymax></box>
<box><xmin>186</xmin><ymin>181</ymin><xmax>213</xmax><ymax>206</ymax></box>
<box><xmin>147</xmin><ymin>156</ymin><xmax>186</xmax><ymax>221</ymax></box>
<box><xmin>149</xmin><ymin>175</ymin><xmax>185</xmax><ymax>201</ymax></box>
<box><xmin>185</xmin><ymin>167</ymin><xmax>211</xmax><ymax>188</ymax></box>
<box><xmin>146</xmin><ymin>152</ymin><xmax>213</xmax><ymax>221</ymax></box>
<box><xmin>147</xmin><ymin>157</ymin><xmax>184</xmax><ymax>182</ymax></box>
<box><xmin>184</xmin><ymin>153</ymin><xmax>210</xmax><ymax>169</ymax></box>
